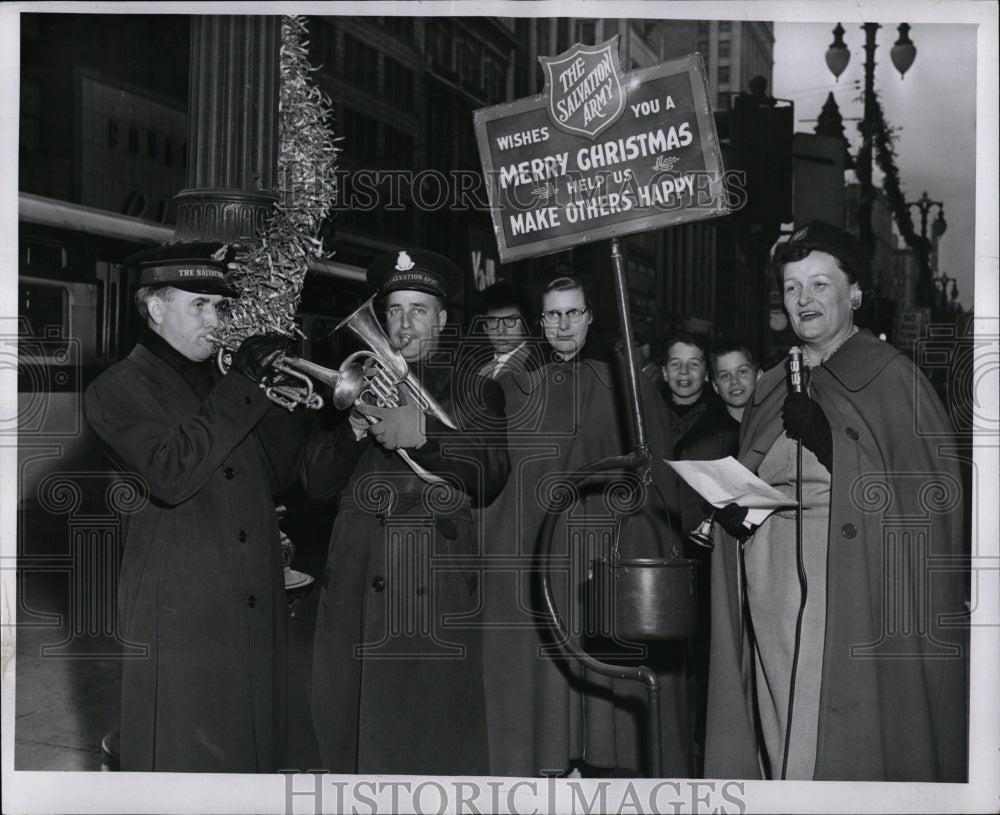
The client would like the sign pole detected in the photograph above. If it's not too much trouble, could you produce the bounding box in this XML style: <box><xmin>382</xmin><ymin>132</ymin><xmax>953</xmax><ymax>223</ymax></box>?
<box><xmin>474</xmin><ymin>38</ymin><xmax>728</xmax><ymax>778</ymax></box>
<box><xmin>610</xmin><ymin>236</ymin><xmax>652</xmax><ymax>484</ymax></box>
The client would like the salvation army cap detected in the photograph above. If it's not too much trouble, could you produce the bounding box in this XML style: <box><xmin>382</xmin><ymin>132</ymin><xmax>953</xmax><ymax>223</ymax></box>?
<box><xmin>772</xmin><ymin>220</ymin><xmax>871</xmax><ymax>289</ymax></box>
<box><xmin>124</xmin><ymin>242</ymin><xmax>239</xmax><ymax>297</ymax></box>
<box><xmin>367</xmin><ymin>249</ymin><xmax>461</xmax><ymax>300</ymax></box>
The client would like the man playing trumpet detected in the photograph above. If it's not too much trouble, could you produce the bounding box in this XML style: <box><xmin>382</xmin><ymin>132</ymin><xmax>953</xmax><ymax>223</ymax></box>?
<box><xmin>83</xmin><ymin>242</ymin><xmax>319</xmax><ymax>772</ymax></box>
<box><xmin>305</xmin><ymin>249</ymin><xmax>510</xmax><ymax>775</ymax></box>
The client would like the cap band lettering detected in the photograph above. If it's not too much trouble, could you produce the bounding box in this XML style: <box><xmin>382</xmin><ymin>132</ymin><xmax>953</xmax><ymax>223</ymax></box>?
<box><xmin>146</xmin><ymin>265</ymin><xmax>226</xmax><ymax>282</ymax></box>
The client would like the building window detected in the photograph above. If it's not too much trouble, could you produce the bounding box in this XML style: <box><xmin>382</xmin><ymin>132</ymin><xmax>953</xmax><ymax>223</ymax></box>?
<box><xmin>309</xmin><ymin>20</ymin><xmax>337</xmax><ymax>70</ymax></box>
<box><xmin>340</xmin><ymin>107</ymin><xmax>381</xmax><ymax>166</ymax></box>
<box><xmin>20</xmin><ymin>80</ymin><xmax>41</xmax><ymax>152</ymax></box>
<box><xmin>719</xmin><ymin>40</ymin><xmax>731</xmax><ymax>58</ymax></box>
<box><xmin>426</xmin><ymin>22</ymin><xmax>453</xmax><ymax>72</ymax></box>
<box><xmin>458</xmin><ymin>118</ymin><xmax>478</xmax><ymax>166</ymax></box>
<box><xmin>384</xmin><ymin>59</ymin><xmax>414</xmax><ymax>111</ymax></box>
<box><xmin>343</xmin><ymin>35</ymin><xmax>379</xmax><ymax>92</ymax></box>
<box><xmin>427</xmin><ymin>98</ymin><xmax>455</xmax><ymax>168</ymax></box>
<box><xmin>381</xmin><ymin>16</ymin><xmax>414</xmax><ymax>43</ymax></box>
<box><xmin>457</xmin><ymin>40</ymin><xmax>480</xmax><ymax>89</ymax></box>
<box><xmin>383</xmin><ymin>126</ymin><xmax>414</xmax><ymax>167</ymax></box>
<box><xmin>697</xmin><ymin>20</ymin><xmax>709</xmax><ymax>34</ymax></box>
<box><xmin>718</xmin><ymin>66</ymin><xmax>730</xmax><ymax>83</ymax></box>
<box><xmin>557</xmin><ymin>18</ymin><xmax>570</xmax><ymax>51</ymax></box>
<box><xmin>720</xmin><ymin>21</ymin><xmax>731</xmax><ymax>32</ymax></box>
<box><xmin>697</xmin><ymin>40</ymin><xmax>709</xmax><ymax>54</ymax></box>
<box><xmin>483</xmin><ymin>59</ymin><xmax>505</xmax><ymax>103</ymax></box>
<box><xmin>575</xmin><ymin>20</ymin><xmax>596</xmax><ymax>43</ymax></box>
<box><xmin>381</xmin><ymin>206</ymin><xmax>414</xmax><ymax>243</ymax></box>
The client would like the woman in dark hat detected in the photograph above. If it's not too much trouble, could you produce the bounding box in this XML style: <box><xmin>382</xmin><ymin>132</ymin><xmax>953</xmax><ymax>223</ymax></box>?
<box><xmin>704</xmin><ymin>221</ymin><xmax>968</xmax><ymax>781</ymax></box>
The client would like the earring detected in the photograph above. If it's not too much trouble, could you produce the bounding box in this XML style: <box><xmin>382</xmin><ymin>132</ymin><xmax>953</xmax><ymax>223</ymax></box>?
<box><xmin>851</xmin><ymin>297</ymin><xmax>861</xmax><ymax>310</ymax></box>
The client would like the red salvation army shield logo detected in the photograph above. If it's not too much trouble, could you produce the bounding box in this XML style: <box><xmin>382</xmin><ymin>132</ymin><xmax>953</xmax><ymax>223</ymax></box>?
<box><xmin>539</xmin><ymin>37</ymin><xmax>627</xmax><ymax>139</ymax></box>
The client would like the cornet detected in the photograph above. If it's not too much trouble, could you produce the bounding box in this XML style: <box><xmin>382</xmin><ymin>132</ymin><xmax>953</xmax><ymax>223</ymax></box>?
<box><xmin>209</xmin><ymin>335</ymin><xmax>368</xmax><ymax>413</ymax></box>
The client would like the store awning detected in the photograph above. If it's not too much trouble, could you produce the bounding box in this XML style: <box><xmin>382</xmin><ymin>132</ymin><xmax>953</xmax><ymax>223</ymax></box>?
<box><xmin>18</xmin><ymin>192</ymin><xmax>366</xmax><ymax>283</ymax></box>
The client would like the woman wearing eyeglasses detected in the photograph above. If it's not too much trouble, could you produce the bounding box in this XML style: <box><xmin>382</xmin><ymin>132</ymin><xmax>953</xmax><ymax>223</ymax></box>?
<box><xmin>482</xmin><ymin>273</ymin><xmax>691</xmax><ymax>778</ymax></box>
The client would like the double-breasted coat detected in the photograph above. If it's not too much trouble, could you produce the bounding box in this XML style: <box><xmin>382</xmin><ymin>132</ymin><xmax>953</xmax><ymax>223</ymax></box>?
<box><xmin>704</xmin><ymin>330</ymin><xmax>968</xmax><ymax>781</ymax></box>
<box><xmin>304</xmin><ymin>352</ymin><xmax>510</xmax><ymax>775</ymax></box>
<box><xmin>83</xmin><ymin>341</ymin><xmax>319</xmax><ymax>772</ymax></box>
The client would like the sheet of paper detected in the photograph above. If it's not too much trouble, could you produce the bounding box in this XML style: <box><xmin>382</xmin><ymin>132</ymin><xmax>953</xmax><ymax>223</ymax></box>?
<box><xmin>665</xmin><ymin>456</ymin><xmax>799</xmax><ymax>528</ymax></box>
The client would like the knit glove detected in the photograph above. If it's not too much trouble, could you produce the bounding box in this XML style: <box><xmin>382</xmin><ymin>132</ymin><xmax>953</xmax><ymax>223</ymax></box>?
<box><xmin>782</xmin><ymin>391</ymin><xmax>833</xmax><ymax>472</ymax></box>
<box><xmin>355</xmin><ymin>400</ymin><xmax>427</xmax><ymax>450</ymax></box>
<box><xmin>712</xmin><ymin>502</ymin><xmax>753</xmax><ymax>541</ymax></box>
<box><xmin>230</xmin><ymin>334</ymin><xmax>288</xmax><ymax>384</ymax></box>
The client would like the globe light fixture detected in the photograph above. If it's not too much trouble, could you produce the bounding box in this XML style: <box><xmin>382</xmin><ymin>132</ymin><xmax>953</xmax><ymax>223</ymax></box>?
<box><xmin>890</xmin><ymin>23</ymin><xmax>917</xmax><ymax>79</ymax></box>
<box><xmin>825</xmin><ymin>23</ymin><xmax>851</xmax><ymax>79</ymax></box>
<box><xmin>932</xmin><ymin>208</ymin><xmax>948</xmax><ymax>239</ymax></box>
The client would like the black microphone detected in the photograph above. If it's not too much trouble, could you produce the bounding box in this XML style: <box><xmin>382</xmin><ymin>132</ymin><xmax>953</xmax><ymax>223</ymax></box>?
<box><xmin>788</xmin><ymin>346</ymin><xmax>803</xmax><ymax>394</ymax></box>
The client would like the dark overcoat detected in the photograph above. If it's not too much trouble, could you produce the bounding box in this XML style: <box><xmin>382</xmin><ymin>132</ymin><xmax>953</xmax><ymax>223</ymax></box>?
<box><xmin>704</xmin><ymin>330</ymin><xmax>968</xmax><ymax>781</ymax></box>
<box><xmin>481</xmin><ymin>342</ymin><xmax>693</xmax><ymax>777</ymax></box>
<box><xmin>83</xmin><ymin>343</ymin><xmax>319</xmax><ymax>772</ymax></box>
<box><xmin>304</xmin><ymin>353</ymin><xmax>509</xmax><ymax>775</ymax></box>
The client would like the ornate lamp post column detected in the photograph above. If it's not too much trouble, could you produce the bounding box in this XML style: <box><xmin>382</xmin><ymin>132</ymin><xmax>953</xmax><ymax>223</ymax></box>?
<box><xmin>172</xmin><ymin>16</ymin><xmax>282</xmax><ymax>244</ymax></box>
<box><xmin>906</xmin><ymin>190</ymin><xmax>947</xmax><ymax>306</ymax></box>
<box><xmin>825</xmin><ymin>22</ymin><xmax>917</xmax><ymax>256</ymax></box>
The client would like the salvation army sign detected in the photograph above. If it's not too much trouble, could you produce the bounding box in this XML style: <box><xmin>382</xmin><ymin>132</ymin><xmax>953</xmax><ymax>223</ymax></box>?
<box><xmin>473</xmin><ymin>38</ymin><xmax>731</xmax><ymax>263</ymax></box>
<box><xmin>539</xmin><ymin>39</ymin><xmax>626</xmax><ymax>139</ymax></box>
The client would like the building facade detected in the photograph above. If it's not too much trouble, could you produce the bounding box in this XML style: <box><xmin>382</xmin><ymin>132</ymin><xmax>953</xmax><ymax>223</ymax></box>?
<box><xmin>17</xmin><ymin>12</ymin><xmax>783</xmax><ymax>400</ymax></box>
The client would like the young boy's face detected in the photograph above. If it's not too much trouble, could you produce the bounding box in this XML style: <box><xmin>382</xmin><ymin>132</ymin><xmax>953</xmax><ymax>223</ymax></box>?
<box><xmin>662</xmin><ymin>342</ymin><xmax>707</xmax><ymax>404</ymax></box>
<box><xmin>711</xmin><ymin>350</ymin><xmax>760</xmax><ymax>409</ymax></box>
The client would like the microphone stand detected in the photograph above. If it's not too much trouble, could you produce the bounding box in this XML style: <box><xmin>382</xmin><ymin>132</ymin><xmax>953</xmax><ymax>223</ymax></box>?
<box><xmin>780</xmin><ymin>349</ymin><xmax>807</xmax><ymax>780</ymax></box>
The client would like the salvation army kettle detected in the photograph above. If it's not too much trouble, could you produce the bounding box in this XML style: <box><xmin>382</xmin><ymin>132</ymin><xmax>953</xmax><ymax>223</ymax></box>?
<box><xmin>587</xmin><ymin>505</ymin><xmax>699</xmax><ymax>642</ymax></box>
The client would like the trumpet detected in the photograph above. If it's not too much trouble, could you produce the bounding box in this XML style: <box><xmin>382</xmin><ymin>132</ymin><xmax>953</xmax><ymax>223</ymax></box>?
<box><xmin>208</xmin><ymin>335</ymin><xmax>368</xmax><ymax>413</ymax></box>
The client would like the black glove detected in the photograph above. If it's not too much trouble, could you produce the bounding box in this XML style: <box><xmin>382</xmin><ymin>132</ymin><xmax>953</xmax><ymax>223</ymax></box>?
<box><xmin>230</xmin><ymin>334</ymin><xmax>288</xmax><ymax>383</ymax></box>
<box><xmin>782</xmin><ymin>391</ymin><xmax>833</xmax><ymax>472</ymax></box>
<box><xmin>713</xmin><ymin>502</ymin><xmax>753</xmax><ymax>541</ymax></box>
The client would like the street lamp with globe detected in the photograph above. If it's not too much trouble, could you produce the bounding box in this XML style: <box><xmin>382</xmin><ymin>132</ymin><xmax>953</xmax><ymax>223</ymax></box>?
<box><xmin>825</xmin><ymin>23</ymin><xmax>917</xmax><ymax>256</ymax></box>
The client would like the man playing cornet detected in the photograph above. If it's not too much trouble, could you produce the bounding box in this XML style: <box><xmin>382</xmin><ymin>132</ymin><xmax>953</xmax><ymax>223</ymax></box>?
<box><xmin>305</xmin><ymin>248</ymin><xmax>510</xmax><ymax>775</ymax></box>
<box><xmin>83</xmin><ymin>242</ymin><xmax>319</xmax><ymax>772</ymax></box>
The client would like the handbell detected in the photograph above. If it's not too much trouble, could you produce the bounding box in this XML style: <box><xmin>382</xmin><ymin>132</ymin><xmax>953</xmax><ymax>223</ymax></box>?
<box><xmin>688</xmin><ymin>511</ymin><xmax>716</xmax><ymax>550</ymax></box>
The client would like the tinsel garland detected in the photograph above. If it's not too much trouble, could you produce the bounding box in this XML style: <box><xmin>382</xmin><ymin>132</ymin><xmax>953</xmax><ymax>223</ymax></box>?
<box><xmin>869</xmin><ymin>92</ymin><xmax>922</xmax><ymax>252</ymax></box>
<box><xmin>220</xmin><ymin>15</ymin><xmax>340</xmax><ymax>342</ymax></box>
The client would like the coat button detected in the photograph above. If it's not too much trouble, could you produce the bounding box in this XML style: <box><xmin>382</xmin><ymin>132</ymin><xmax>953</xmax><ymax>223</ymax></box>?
<box><xmin>371</xmin><ymin>577</ymin><xmax>386</xmax><ymax>592</ymax></box>
<box><xmin>416</xmin><ymin>586</ymin><xmax>427</xmax><ymax>597</ymax></box>
<box><xmin>224</xmin><ymin>467</ymin><xmax>236</xmax><ymax>479</ymax></box>
<box><xmin>247</xmin><ymin>595</ymin><xmax>257</xmax><ymax>608</ymax></box>
<box><xmin>845</xmin><ymin>427</ymin><xmax>860</xmax><ymax>440</ymax></box>
<box><xmin>238</xmin><ymin>530</ymin><xmax>247</xmax><ymax>542</ymax></box>
<box><xmin>841</xmin><ymin>523</ymin><xmax>857</xmax><ymax>539</ymax></box>
<box><xmin>243</xmin><ymin>396</ymin><xmax>253</xmax><ymax>406</ymax></box>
